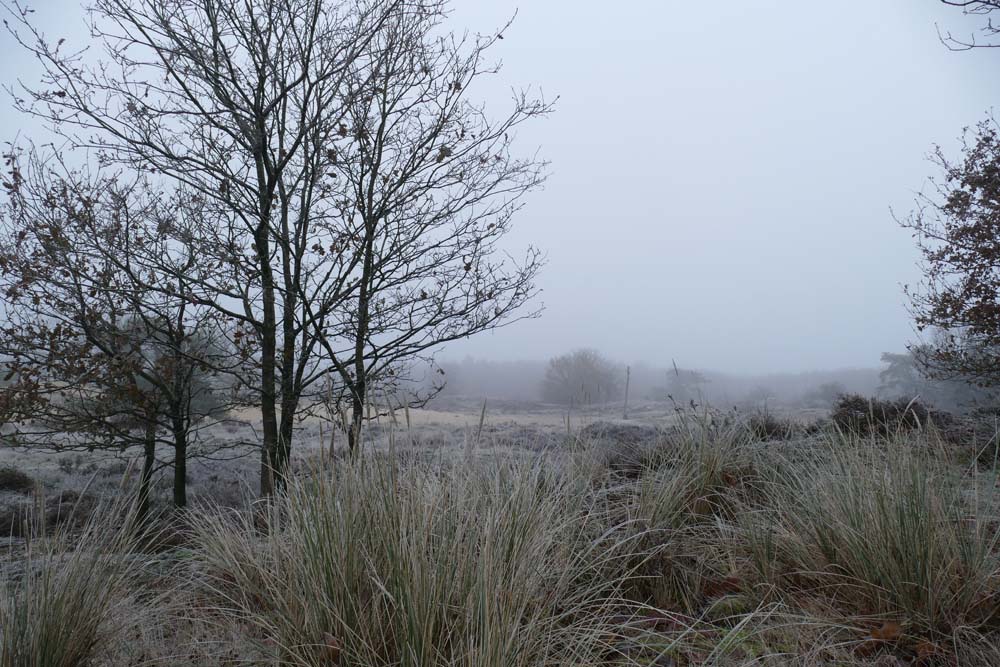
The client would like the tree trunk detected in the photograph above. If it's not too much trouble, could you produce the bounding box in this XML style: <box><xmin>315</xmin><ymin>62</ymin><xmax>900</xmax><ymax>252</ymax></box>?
<box><xmin>274</xmin><ymin>262</ymin><xmax>297</xmax><ymax>490</ymax></box>
<box><xmin>257</xmin><ymin>229</ymin><xmax>280</xmax><ymax>496</ymax></box>
<box><xmin>137</xmin><ymin>415</ymin><xmax>156</xmax><ymax>525</ymax></box>
<box><xmin>348</xmin><ymin>226</ymin><xmax>376</xmax><ymax>455</ymax></box>
<box><xmin>623</xmin><ymin>366</ymin><xmax>630</xmax><ymax>420</ymax></box>
<box><xmin>277</xmin><ymin>398</ymin><xmax>296</xmax><ymax>488</ymax></box>
<box><xmin>347</xmin><ymin>385</ymin><xmax>365</xmax><ymax>455</ymax></box>
<box><xmin>171</xmin><ymin>416</ymin><xmax>187</xmax><ymax>508</ymax></box>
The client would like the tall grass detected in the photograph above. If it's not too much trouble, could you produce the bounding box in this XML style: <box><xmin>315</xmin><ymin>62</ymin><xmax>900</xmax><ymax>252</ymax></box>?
<box><xmin>0</xmin><ymin>495</ymin><xmax>150</xmax><ymax>667</ymax></box>
<box><xmin>193</xmin><ymin>458</ymin><xmax>643</xmax><ymax>667</ymax></box>
<box><xmin>635</xmin><ymin>417</ymin><xmax>752</xmax><ymax>531</ymax></box>
<box><xmin>744</xmin><ymin>431</ymin><xmax>1000</xmax><ymax>633</ymax></box>
<box><xmin>627</xmin><ymin>414</ymin><xmax>756</xmax><ymax>612</ymax></box>
<box><xmin>3</xmin><ymin>414</ymin><xmax>1000</xmax><ymax>664</ymax></box>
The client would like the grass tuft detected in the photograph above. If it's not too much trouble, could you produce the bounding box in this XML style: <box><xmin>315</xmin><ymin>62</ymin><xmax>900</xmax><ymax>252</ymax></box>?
<box><xmin>743</xmin><ymin>430</ymin><xmax>1000</xmax><ymax>634</ymax></box>
<box><xmin>0</xmin><ymin>494</ymin><xmax>152</xmax><ymax>667</ymax></box>
<box><xmin>193</xmin><ymin>458</ymin><xmax>642</xmax><ymax>666</ymax></box>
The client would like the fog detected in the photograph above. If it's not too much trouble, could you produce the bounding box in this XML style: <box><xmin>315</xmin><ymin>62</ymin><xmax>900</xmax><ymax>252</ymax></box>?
<box><xmin>433</xmin><ymin>356</ymin><xmax>884</xmax><ymax>408</ymax></box>
<box><xmin>444</xmin><ymin>1</ymin><xmax>1000</xmax><ymax>374</ymax></box>
<box><xmin>2</xmin><ymin>1</ymin><xmax>997</xmax><ymax>377</ymax></box>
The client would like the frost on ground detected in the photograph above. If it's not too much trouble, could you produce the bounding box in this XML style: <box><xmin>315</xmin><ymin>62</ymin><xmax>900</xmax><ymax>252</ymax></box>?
<box><xmin>1</xmin><ymin>398</ymin><xmax>998</xmax><ymax>666</ymax></box>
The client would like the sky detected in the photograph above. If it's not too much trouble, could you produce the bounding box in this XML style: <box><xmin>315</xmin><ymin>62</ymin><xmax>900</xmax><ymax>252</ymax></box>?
<box><xmin>1</xmin><ymin>1</ymin><xmax>998</xmax><ymax>374</ymax></box>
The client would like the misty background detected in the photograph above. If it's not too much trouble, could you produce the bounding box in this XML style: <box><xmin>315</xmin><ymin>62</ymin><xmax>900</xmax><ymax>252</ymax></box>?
<box><xmin>2</xmin><ymin>1</ymin><xmax>997</xmax><ymax>381</ymax></box>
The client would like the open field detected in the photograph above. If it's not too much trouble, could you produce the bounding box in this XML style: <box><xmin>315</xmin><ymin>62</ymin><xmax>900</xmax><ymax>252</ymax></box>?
<box><xmin>2</xmin><ymin>0</ymin><xmax>999</xmax><ymax>664</ymax></box>
<box><xmin>0</xmin><ymin>398</ymin><xmax>998</xmax><ymax>665</ymax></box>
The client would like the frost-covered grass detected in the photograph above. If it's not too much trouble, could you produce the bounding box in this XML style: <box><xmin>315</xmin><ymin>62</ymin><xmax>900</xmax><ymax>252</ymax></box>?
<box><xmin>2</xmin><ymin>409</ymin><xmax>999</xmax><ymax>665</ymax></box>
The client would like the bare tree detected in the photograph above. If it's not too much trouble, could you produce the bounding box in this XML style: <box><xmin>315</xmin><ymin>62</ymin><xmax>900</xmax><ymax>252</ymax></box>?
<box><xmin>307</xmin><ymin>2</ymin><xmax>550</xmax><ymax>451</ymax></box>
<box><xmin>0</xmin><ymin>150</ymin><xmax>237</xmax><ymax>512</ymax></box>
<box><xmin>4</xmin><ymin>0</ymin><xmax>548</xmax><ymax>471</ymax></box>
<box><xmin>2</xmin><ymin>0</ymin><xmax>403</xmax><ymax>492</ymax></box>
<box><xmin>541</xmin><ymin>349</ymin><xmax>622</xmax><ymax>406</ymax></box>
<box><xmin>939</xmin><ymin>1</ymin><xmax>1000</xmax><ymax>49</ymax></box>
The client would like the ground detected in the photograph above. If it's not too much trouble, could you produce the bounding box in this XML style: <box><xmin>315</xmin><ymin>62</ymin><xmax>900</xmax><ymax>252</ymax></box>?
<box><xmin>0</xmin><ymin>397</ymin><xmax>997</xmax><ymax>666</ymax></box>
<box><xmin>0</xmin><ymin>396</ymin><xmax>749</xmax><ymax>508</ymax></box>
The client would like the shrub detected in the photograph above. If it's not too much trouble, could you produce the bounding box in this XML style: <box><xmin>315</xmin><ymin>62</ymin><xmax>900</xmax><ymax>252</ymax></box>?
<box><xmin>745</xmin><ymin>411</ymin><xmax>798</xmax><ymax>441</ymax></box>
<box><xmin>0</xmin><ymin>490</ymin><xmax>100</xmax><ymax>538</ymax></box>
<box><xmin>578</xmin><ymin>421</ymin><xmax>661</xmax><ymax>478</ymax></box>
<box><xmin>830</xmin><ymin>393</ymin><xmax>949</xmax><ymax>438</ymax></box>
<box><xmin>0</xmin><ymin>467</ymin><xmax>34</xmax><ymax>494</ymax></box>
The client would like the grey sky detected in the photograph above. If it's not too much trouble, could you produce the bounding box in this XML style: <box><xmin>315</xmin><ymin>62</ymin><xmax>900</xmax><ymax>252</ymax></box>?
<box><xmin>2</xmin><ymin>1</ymin><xmax>996</xmax><ymax>373</ymax></box>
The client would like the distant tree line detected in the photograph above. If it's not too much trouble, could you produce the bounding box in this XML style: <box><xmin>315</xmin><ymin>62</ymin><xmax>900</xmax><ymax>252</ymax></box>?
<box><xmin>429</xmin><ymin>353</ymin><xmax>888</xmax><ymax>410</ymax></box>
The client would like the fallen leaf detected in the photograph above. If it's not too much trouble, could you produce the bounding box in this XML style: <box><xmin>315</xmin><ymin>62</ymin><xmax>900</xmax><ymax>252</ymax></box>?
<box><xmin>871</xmin><ymin>621</ymin><xmax>903</xmax><ymax>642</ymax></box>
<box><xmin>915</xmin><ymin>640</ymin><xmax>940</xmax><ymax>658</ymax></box>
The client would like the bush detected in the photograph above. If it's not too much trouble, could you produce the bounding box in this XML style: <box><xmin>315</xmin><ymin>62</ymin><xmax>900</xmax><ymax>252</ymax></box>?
<box><xmin>745</xmin><ymin>411</ymin><xmax>798</xmax><ymax>441</ymax></box>
<box><xmin>830</xmin><ymin>394</ymin><xmax>949</xmax><ymax>438</ymax></box>
<box><xmin>578</xmin><ymin>421</ymin><xmax>661</xmax><ymax>478</ymax></box>
<box><xmin>0</xmin><ymin>467</ymin><xmax>34</xmax><ymax>494</ymax></box>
